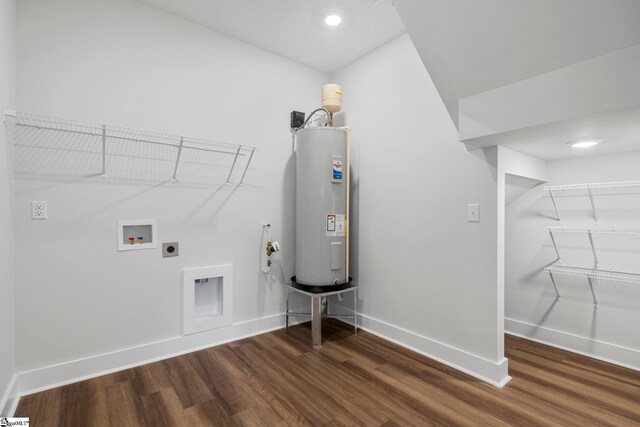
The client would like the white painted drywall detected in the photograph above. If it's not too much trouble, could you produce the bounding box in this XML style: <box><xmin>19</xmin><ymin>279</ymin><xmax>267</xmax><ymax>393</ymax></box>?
<box><xmin>0</xmin><ymin>0</ymin><xmax>16</xmax><ymax>412</ymax></box>
<box><xmin>493</xmin><ymin>146</ymin><xmax>547</xmax><ymax>361</ymax></box>
<box><xmin>331</xmin><ymin>35</ymin><xmax>502</xmax><ymax>363</ymax></box>
<box><xmin>137</xmin><ymin>0</ymin><xmax>406</xmax><ymax>74</ymax></box>
<box><xmin>459</xmin><ymin>44</ymin><xmax>640</xmax><ymax>144</ymax></box>
<box><xmin>506</xmin><ymin>150</ymin><xmax>640</xmax><ymax>369</ymax></box>
<box><xmin>498</xmin><ymin>146</ymin><xmax>547</xmax><ymax>183</ymax></box>
<box><xmin>394</xmin><ymin>0</ymin><xmax>640</xmax><ymax>128</ymax></box>
<box><xmin>13</xmin><ymin>0</ymin><xmax>328</xmax><ymax>371</ymax></box>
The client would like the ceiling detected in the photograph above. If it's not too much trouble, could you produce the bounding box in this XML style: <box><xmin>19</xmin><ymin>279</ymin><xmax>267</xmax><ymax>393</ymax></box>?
<box><xmin>487</xmin><ymin>106</ymin><xmax>640</xmax><ymax>161</ymax></box>
<box><xmin>138</xmin><ymin>0</ymin><xmax>640</xmax><ymax>161</ymax></box>
<box><xmin>393</xmin><ymin>0</ymin><xmax>640</xmax><ymax>126</ymax></box>
<box><xmin>137</xmin><ymin>0</ymin><xmax>406</xmax><ymax>74</ymax></box>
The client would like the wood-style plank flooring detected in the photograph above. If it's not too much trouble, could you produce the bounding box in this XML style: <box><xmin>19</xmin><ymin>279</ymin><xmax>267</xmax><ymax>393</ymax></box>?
<box><xmin>16</xmin><ymin>319</ymin><xmax>640</xmax><ymax>426</ymax></box>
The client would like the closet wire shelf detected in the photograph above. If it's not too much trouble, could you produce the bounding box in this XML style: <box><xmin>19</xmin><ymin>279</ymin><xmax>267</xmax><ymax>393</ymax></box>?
<box><xmin>543</xmin><ymin>181</ymin><xmax>640</xmax><ymax>306</ymax></box>
<box><xmin>545</xmin><ymin>226</ymin><xmax>640</xmax><ymax>265</ymax></box>
<box><xmin>545</xmin><ymin>263</ymin><xmax>640</xmax><ymax>306</ymax></box>
<box><xmin>544</xmin><ymin>180</ymin><xmax>640</xmax><ymax>222</ymax></box>
<box><xmin>545</xmin><ymin>227</ymin><xmax>640</xmax><ymax>236</ymax></box>
<box><xmin>3</xmin><ymin>109</ymin><xmax>258</xmax><ymax>185</ymax></box>
<box><xmin>545</xmin><ymin>264</ymin><xmax>640</xmax><ymax>285</ymax></box>
<box><xmin>544</xmin><ymin>180</ymin><xmax>640</xmax><ymax>191</ymax></box>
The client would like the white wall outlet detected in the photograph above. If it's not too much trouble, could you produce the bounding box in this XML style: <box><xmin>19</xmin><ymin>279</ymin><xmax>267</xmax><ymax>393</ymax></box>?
<box><xmin>467</xmin><ymin>204</ymin><xmax>480</xmax><ymax>222</ymax></box>
<box><xmin>31</xmin><ymin>201</ymin><xmax>48</xmax><ymax>220</ymax></box>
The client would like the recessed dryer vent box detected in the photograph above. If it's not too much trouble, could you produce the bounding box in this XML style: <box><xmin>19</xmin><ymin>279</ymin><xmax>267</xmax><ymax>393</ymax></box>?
<box><xmin>183</xmin><ymin>265</ymin><xmax>233</xmax><ymax>335</ymax></box>
<box><xmin>117</xmin><ymin>219</ymin><xmax>158</xmax><ymax>251</ymax></box>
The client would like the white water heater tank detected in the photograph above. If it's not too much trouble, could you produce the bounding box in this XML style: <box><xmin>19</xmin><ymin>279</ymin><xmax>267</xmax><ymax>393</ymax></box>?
<box><xmin>322</xmin><ymin>84</ymin><xmax>342</xmax><ymax>113</ymax></box>
<box><xmin>294</xmin><ymin>126</ymin><xmax>349</xmax><ymax>290</ymax></box>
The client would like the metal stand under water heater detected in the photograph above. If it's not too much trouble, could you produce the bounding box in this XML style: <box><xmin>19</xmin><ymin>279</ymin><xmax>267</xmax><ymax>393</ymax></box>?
<box><xmin>291</xmin><ymin>84</ymin><xmax>352</xmax><ymax>293</ymax></box>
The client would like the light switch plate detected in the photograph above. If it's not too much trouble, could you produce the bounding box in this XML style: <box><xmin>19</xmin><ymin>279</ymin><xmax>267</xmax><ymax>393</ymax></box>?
<box><xmin>32</xmin><ymin>201</ymin><xmax>47</xmax><ymax>220</ymax></box>
<box><xmin>467</xmin><ymin>204</ymin><xmax>480</xmax><ymax>222</ymax></box>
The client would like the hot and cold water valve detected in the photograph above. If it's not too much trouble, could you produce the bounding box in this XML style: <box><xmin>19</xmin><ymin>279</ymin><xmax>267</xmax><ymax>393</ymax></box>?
<box><xmin>263</xmin><ymin>224</ymin><xmax>280</xmax><ymax>275</ymax></box>
<box><xmin>266</xmin><ymin>240</ymin><xmax>281</xmax><ymax>260</ymax></box>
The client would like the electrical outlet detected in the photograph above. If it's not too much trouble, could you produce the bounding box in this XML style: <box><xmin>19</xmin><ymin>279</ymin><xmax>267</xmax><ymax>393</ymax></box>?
<box><xmin>467</xmin><ymin>204</ymin><xmax>479</xmax><ymax>222</ymax></box>
<box><xmin>163</xmin><ymin>242</ymin><xmax>179</xmax><ymax>258</ymax></box>
<box><xmin>32</xmin><ymin>201</ymin><xmax>48</xmax><ymax>220</ymax></box>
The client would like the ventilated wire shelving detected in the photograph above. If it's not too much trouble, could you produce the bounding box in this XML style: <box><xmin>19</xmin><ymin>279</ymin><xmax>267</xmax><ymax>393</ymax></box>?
<box><xmin>544</xmin><ymin>181</ymin><xmax>640</xmax><ymax>191</ymax></box>
<box><xmin>545</xmin><ymin>264</ymin><xmax>640</xmax><ymax>284</ymax></box>
<box><xmin>542</xmin><ymin>181</ymin><xmax>640</xmax><ymax>307</ymax></box>
<box><xmin>545</xmin><ymin>226</ymin><xmax>640</xmax><ymax>263</ymax></box>
<box><xmin>544</xmin><ymin>180</ymin><xmax>640</xmax><ymax>222</ymax></box>
<box><xmin>544</xmin><ymin>263</ymin><xmax>640</xmax><ymax>306</ymax></box>
<box><xmin>545</xmin><ymin>227</ymin><xmax>640</xmax><ymax>236</ymax></box>
<box><xmin>3</xmin><ymin>109</ymin><xmax>257</xmax><ymax>185</ymax></box>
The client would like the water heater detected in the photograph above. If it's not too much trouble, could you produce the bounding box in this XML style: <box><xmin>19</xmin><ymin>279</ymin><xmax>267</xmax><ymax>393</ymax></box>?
<box><xmin>294</xmin><ymin>126</ymin><xmax>350</xmax><ymax>292</ymax></box>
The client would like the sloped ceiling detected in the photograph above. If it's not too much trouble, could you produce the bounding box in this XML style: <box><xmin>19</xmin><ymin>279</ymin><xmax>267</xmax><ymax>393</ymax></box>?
<box><xmin>137</xmin><ymin>0</ymin><xmax>406</xmax><ymax>73</ymax></box>
<box><xmin>393</xmin><ymin>0</ymin><xmax>640</xmax><ymax>127</ymax></box>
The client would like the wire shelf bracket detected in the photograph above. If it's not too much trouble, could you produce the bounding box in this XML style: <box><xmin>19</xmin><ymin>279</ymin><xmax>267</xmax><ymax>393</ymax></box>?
<box><xmin>548</xmin><ymin>188</ymin><xmax>563</xmax><ymax>222</ymax></box>
<box><xmin>101</xmin><ymin>124</ymin><xmax>107</xmax><ymax>178</ymax></box>
<box><xmin>3</xmin><ymin>108</ymin><xmax>259</xmax><ymax>186</ymax></box>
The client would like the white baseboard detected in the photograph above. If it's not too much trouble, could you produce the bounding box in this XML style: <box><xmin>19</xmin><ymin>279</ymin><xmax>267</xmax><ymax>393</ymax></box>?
<box><xmin>505</xmin><ymin>317</ymin><xmax>640</xmax><ymax>372</ymax></box>
<box><xmin>3</xmin><ymin>313</ymin><xmax>285</xmax><ymax>416</ymax></box>
<box><xmin>3</xmin><ymin>309</ymin><xmax>514</xmax><ymax>417</ymax></box>
<box><xmin>0</xmin><ymin>374</ymin><xmax>18</xmax><ymax>417</ymax></box>
<box><xmin>331</xmin><ymin>305</ymin><xmax>510</xmax><ymax>387</ymax></box>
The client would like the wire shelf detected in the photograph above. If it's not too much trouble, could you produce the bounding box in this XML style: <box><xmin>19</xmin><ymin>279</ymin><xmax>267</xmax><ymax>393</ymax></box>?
<box><xmin>544</xmin><ymin>179</ymin><xmax>640</xmax><ymax>222</ymax></box>
<box><xmin>545</xmin><ymin>262</ymin><xmax>640</xmax><ymax>306</ymax></box>
<box><xmin>545</xmin><ymin>226</ymin><xmax>640</xmax><ymax>269</ymax></box>
<box><xmin>3</xmin><ymin>109</ymin><xmax>257</xmax><ymax>185</ymax></box>
<box><xmin>545</xmin><ymin>227</ymin><xmax>640</xmax><ymax>236</ymax></box>
<box><xmin>545</xmin><ymin>264</ymin><xmax>640</xmax><ymax>284</ymax></box>
<box><xmin>543</xmin><ymin>180</ymin><xmax>640</xmax><ymax>305</ymax></box>
<box><xmin>544</xmin><ymin>180</ymin><xmax>640</xmax><ymax>191</ymax></box>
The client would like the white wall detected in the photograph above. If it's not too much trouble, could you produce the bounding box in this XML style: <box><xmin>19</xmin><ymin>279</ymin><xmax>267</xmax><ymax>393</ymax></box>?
<box><xmin>506</xmin><ymin>150</ymin><xmax>640</xmax><ymax>369</ymax></box>
<box><xmin>332</xmin><ymin>35</ymin><xmax>508</xmax><ymax>384</ymax></box>
<box><xmin>0</xmin><ymin>0</ymin><xmax>16</xmax><ymax>414</ymax></box>
<box><xmin>14</xmin><ymin>0</ymin><xmax>327</xmax><ymax>372</ymax></box>
<box><xmin>394</xmin><ymin>0</ymin><xmax>640</xmax><ymax>129</ymax></box>
<box><xmin>493</xmin><ymin>146</ymin><xmax>547</xmax><ymax>363</ymax></box>
<box><xmin>459</xmin><ymin>44</ymin><xmax>640</xmax><ymax>146</ymax></box>
<box><xmin>12</xmin><ymin>0</ymin><xmax>511</xmax><ymax>389</ymax></box>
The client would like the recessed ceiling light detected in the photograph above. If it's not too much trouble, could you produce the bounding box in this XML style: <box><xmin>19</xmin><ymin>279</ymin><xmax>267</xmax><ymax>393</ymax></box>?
<box><xmin>569</xmin><ymin>140</ymin><xmax>600</xmax><ymax>148</ymax></box>
<box><xmin>325</xmin><ymin>14</ymin><xmax>342</xmax><ymax>26</ymax></box>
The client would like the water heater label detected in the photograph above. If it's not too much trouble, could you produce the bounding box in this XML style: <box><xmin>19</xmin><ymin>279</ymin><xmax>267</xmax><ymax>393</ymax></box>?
<box><xmin>326</xmin><ymin>214</ymin><xmax>345</xmax><ymax>236</ymax></box>
<box><xmin>331</xmin><ymin>155</ymin><xmax>343</xmax><ymax>183</ymax></box>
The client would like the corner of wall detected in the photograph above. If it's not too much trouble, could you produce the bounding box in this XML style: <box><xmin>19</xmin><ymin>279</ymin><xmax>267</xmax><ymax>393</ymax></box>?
<box><xmin>328</xmin><ymin>34</ymin><xmax>508</xmax><ymax>387</ymax></box>
<box><xmin>0</xmin><ymin>0</ymin><xmax>17</xmax><ymax>416</ymax></box>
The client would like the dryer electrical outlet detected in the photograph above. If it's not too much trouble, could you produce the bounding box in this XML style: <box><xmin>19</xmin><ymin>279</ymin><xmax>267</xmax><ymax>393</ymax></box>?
<box><xmin>163</xmin><ymin>242</ymin><xmax>179</xmax><ymax>258</ymax></box>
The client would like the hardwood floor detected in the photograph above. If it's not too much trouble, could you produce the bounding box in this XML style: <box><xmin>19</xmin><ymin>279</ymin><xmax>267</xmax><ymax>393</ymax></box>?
<box><xmin>15</xmin><ymin>319</ymin><xmax>640</xmax><ymax>426</ymax></box>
